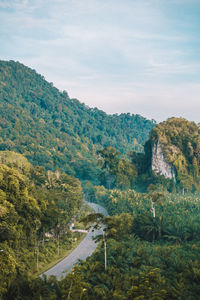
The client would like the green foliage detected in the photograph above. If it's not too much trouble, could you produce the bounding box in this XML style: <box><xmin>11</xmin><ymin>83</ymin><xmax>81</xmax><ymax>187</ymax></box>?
<box><xmin>0</xmin><ymin>151</ymin><xmax>83</xmax><ymax>298</ymax></box>
<box><xmin>2</xmin><ymin>159</ymin><xmax>200</xmax><ymax>299</ymax></box>
<box><xmin>89</xmin><ymin>185</ymin><xmax>200</xmax><ymax>243</ymax></box>
<box><xmin>52</xmin><ymin>188</ymin><xmax>200</xmax><ymax>300</ymax></box>
<box><xmin>0</xmin><ymin>60</ymin><xmax>155</xmax><ymax>182</ymax></box>
<box><xmin>151</xmin><ymin>117</ymin><xmax>200</xmax><ymax>191</ymax></box>
<box><xmin>130</xmin><ymin>139</ymin><xmax>152</xmax><ymax>176</ymax></box>
<box><xmin>97</xmin><ymin>146</ymin><xmax>137</xmax><ymax>190</ymax></box>
<box><xmin>1</xmin><ymin>60</ymin><xmax>200</xmax><ymax>299</ymax></box>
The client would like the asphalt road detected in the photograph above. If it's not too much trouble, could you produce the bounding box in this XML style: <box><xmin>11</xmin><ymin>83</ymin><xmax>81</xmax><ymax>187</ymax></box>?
<box><xmin>42</xmin><ymin>202</ymin><xmax>108</xmax><ymax>280</ymax></box>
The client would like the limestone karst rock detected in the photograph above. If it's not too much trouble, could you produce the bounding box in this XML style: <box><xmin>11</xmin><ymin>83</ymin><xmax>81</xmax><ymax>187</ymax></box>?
<box><xmin>152</xmin><ymin>141</ymin><xmax>176</xmax><ymax>181</ymax></box>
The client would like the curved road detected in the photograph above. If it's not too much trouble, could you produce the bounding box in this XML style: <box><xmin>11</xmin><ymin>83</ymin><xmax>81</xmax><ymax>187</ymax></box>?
<box><xmin>42</xmin><ymin>202</ymin><xmax>108</xmax><ymax>280</ymax></box>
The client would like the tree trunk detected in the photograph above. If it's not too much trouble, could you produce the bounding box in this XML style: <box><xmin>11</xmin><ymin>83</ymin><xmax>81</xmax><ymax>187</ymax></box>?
<box><xmin>151</xmin><ymin>200</ymin><xmax>156</xmax><ymax>218</ymax></box>
<box><xmin>104</xmin><ymin>238</ymin><xmax>107</xmax><ymax>271</ymax></box>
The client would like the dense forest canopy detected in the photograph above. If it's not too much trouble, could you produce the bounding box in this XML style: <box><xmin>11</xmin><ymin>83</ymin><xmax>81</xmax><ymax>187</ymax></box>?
<box><xmin>73</xmin><ymin>186</ymin><xmax>200</xmax><ymax>300</ymax></box>
<box><xmin>0</xmin><ymin>60</ymin><xmax>155</xmax><ymax>182</ymax></box>
<box><xmin>0</xmin><ymin>151</ymin><xmax>83</xmax><ymax>298</ymax></box>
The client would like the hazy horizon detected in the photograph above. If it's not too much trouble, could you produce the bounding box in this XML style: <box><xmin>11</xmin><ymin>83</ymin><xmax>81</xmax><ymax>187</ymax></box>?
<box><xmin>1</xmin><ymin>0</ymin><xmax>200</xmax><ymax>123</ymax></box>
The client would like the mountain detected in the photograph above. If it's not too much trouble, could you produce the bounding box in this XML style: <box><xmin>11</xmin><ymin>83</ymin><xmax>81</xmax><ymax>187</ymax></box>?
<box><xmin>0</xmin><ymin>60</ymin><xmax>155</xmax><ymax>182</ymax></box>
<box><xmin>1</xmin><ymin>61</ymin><xmax>200</xmax><ymax>300</ymax></box>
<box><xmin>150</xmin><ymin>117</ymin><xmax>200</xmax><ymax>191</ymax></box>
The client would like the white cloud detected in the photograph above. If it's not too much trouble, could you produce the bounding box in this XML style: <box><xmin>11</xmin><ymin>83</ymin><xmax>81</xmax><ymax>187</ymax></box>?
<box><xmin>1</xmin><ymin>0</ymin><xmax>200</xmax><ymax>123</ymax></box>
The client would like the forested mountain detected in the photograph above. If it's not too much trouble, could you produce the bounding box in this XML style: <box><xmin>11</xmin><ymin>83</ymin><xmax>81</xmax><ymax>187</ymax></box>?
<box><xmin>150</xmin><ymin>118</ymin><xmax>200</xmax><ymax>191</ymax></box>
<box><xmin>1</xmin><ymin>60</ymin><xmax>200</xmax><ymax>299</ymax></box>
<box><xmin>0</xmin><ymin>60</ymin><xmax>155</xmax><ymax>182</ymax></box>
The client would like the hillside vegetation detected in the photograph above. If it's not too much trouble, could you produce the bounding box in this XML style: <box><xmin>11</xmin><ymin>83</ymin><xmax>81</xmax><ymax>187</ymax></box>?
<box><xmin>0</xmin><ymin>60</ymin><xmax>155</xmax><ymax>182</ymax></box>
<box><xmin>151</xmin><ymin>118</ymin><xmax>200</xmax><ymax>191</ymax></box>
<box><xmin>0</xmin><ymin>151</ymin><xmax>83</xmax><ymax>298</ymax></box>
<box><xmin>6</xmin><ymin>184</ymin><xmax>200</xmax><ymax>299</ymax></box>
<box><xmin>1</xmin><ymin>61</ymin><xmax>200</xmax><ymax>299</ymax></box>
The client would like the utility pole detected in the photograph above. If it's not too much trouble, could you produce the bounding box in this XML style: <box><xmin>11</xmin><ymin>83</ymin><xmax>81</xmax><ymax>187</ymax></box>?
<box><xmin>151</xmin><ymin>200</ymin><xmax>156</xmax><ymax>218</ymax></box>
<box><xmin>57</xmin><ymin>234</ymin><xmax>60</xmax><ymax>256</ymax></box>
<box><xmin>104</xmin><ymin>233</ymin><xmax>107</xmax><ymax>271</ymax></box>
<box><xmin>36</xmin><ymin>245</ymin><xmax>39</xmax><ymax>271</ymax></box>
<box><xmin>102</xmin><ymin>229</ymin><xmax>107</xmax><ymax>271</ymax></box>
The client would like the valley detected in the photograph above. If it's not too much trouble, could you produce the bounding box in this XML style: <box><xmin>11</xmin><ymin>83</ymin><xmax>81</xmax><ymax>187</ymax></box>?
<box><xmin>0</xmin><ymin>60</ymin><xmax>200</xmax><ymax>300</ymax></box>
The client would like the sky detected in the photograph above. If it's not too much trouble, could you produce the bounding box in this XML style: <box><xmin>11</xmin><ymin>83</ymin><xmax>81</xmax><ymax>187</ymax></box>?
<box><xmin>1</xmin><ymin>0</ymin><xmax>200</xmax><ymax>123</ymax></box>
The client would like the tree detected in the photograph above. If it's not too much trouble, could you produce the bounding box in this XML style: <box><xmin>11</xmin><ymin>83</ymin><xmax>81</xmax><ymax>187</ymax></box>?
<box><xmin>98</xmin><ymin>147</ymin><xmax>120</xmax><ymax>189</ymax></box>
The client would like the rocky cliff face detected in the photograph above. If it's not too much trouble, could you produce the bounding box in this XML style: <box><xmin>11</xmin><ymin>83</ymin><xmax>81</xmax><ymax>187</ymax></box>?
<box><xmin>152</xmin><ymin>141</ymin><xmax>176</xmax><ymax>181</ymax></box>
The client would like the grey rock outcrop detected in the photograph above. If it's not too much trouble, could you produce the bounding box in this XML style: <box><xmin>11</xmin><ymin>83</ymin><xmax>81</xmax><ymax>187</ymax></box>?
<box><xmin>152</xmin><ymin>141</ymin><xmax>176</xmax><ymax>181</ymax></box>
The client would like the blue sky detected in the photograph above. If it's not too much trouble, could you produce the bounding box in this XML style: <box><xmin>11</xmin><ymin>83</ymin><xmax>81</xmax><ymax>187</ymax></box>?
<box><xmin>1</xmin><ymin>0</ymin><xmax>200</xmax><ymax>122</ymax></box>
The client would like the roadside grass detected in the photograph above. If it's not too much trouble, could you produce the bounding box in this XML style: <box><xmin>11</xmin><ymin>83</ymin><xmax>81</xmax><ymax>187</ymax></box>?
<box><xmin>32</xmin><ymin>232</ymin><xmax>86</xmax><ymax>278</ymax></box>
<box><xmin>31</xmin><ymin>202</ymin><xmax>93</xmax><ymax>278</ymax></box>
